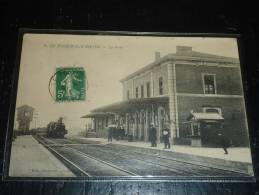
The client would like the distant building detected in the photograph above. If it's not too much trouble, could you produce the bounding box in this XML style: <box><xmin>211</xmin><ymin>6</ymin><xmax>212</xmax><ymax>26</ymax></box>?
<box><xmin>82</xmin><ymin>46</ymin><xmax>249</xmax><ymax>146</ymax></box>
<box><xmin>16</xmin><ymin>105</ymin><xmax>34</xmax><ymax>132</ymax></box>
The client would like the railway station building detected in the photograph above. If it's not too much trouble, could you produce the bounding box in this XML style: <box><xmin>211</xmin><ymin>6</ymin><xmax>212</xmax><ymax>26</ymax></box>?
<box><xmin>82</xmin><ymin>46</ymin><xmax>249</xmax><ymax>147</ymax></box>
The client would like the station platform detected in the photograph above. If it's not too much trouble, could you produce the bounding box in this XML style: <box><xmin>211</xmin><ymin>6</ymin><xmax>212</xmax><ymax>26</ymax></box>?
<box><xmin>76</xmin><ymin>136</ymin><xmax>252</xmax><ymax>163</ymax></box>
<box><xmin>74</xmin><ymin>136</ymin><xmax>254</xmax><ymax>175</ymax></box>
<box><xmin>9</xmin><ymin>135</ymin><xmax>75</xmax><ymax>177</ymax></box>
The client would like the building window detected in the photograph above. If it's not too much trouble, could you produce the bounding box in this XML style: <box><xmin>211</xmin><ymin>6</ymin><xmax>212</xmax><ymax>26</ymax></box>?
<box><xmin>203</xmin><ymin>74</ymin><xmax>216</xmax><ymax>94</ymax></box>
<box><xmin>191</xmin><ymin>122</ymin><xmax>200</xmax><ymax>136</ymax></box>
<box><xmin>101</xmin><ymin>119</ymin><xmax>104</xmax><ymax>129</ymax></box>
<box><xmin>146</xmin><ymin>82</ymin><xmax>150</xmax><ymax>97</ymax></box>
<box><xmin>127</xmin><ymin>90</ymin><xmax>130</xmax><ymax>100</ymax></box>
<box><xmin>135</xmin><ymin>87</ymin><xmax>139</xmax><ymax>98</ymax></box>
<box><xmin>203</xmin><ymin>107</ymin><xmax>222</xmax><ymax>116</ymax></box>
<box><xmin>159</xmin><ymin>77</ymin><xmax>163</xmax><ymax>95</ymax></box>
<box><xmin>141</xmin><ymin>85</ymin><xmax>144</xmax><ymax>98</ymax></box>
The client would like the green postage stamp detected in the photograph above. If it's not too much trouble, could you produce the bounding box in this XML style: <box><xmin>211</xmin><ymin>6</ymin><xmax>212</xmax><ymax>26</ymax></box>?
<box><xmin>56</xmin><ymin>67</ymin><xmax>85</xmax><ymax>101</ymax></box>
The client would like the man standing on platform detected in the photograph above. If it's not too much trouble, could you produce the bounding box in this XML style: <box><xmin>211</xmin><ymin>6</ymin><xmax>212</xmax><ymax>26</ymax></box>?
<box><xmin>108</xmin><ymin>124</ymin><xmax>114</xmax><ymax>142</ymax></box>
<box><xmin>149</xmin><ymin>123</ymin><xmax>157</xmax><ymax>147</ymax></box>
<box><xmin>218</xmin><ymin>133</ymin><xmax>230</xmax><ymax>154</ymax></box>
<box><xmin>162</xmin><ymin>123</ymin><xmax>170</xmax><ymax>149</ymax></box>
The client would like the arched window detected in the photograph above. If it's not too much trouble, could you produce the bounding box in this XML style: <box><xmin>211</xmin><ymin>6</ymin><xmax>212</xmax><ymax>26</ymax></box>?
<box><xmin>135</xmin><ymin>87</ymin><xmax>139</xmax><ymax>98</ymax></box>
<box><xmin>159</xmin><ymin>77</ymin><xmax>163</xmax><ymax>95</ymax></box>
<box><xmin>146</xmin><ymin>82</ymin><xmax>150</xmax><ymax>97</ymax></box>
<box><xmin>141</xmin><ymin>85</ymin><xmax>144</xmax><ymax>98</ymax></box>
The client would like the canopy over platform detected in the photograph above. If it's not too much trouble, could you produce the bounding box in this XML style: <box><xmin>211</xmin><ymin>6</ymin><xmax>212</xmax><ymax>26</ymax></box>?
<box><xmin>187</xmin><ymin>112</ymin><xmax>224</xmax><ymax>121</ymax></box>
<box><xmin>81</xmin><ymin>112</ymin><xmax>114</xmax><ymax>118</ymax></box>
<box><xmin>92</xmin><ymin>96</ymin><xmax>168</xmax><ymax>112</ymax></box>
<box><xmin>81</xmin><ymin>96</ymin><xmax>169</xmax><ymax>118</ymax></box>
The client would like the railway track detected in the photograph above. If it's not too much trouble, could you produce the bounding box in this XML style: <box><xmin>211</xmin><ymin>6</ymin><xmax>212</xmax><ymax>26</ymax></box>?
<box><xmin>35</xmin><ymin>136</ymin><xmax>138</xmax><ymax>177</ymax></box>
<box><xmin>35</xmin><ymin>136</ymin><xmax>250</xmax><ymax>178</ymax></box>
<box><xmin>36</xmin><ymin>137</ymin><xmax>91</xmax><ymax>177</ymax></box>
<box><xmin>88</xmin><ymin>144</ymin><xmax>250</xmax><ymax>176</ymax></box>
<box><xmin>71</xmin><ymin>142</ymin><xmax>248</xmax><ymax>177</ymax></box>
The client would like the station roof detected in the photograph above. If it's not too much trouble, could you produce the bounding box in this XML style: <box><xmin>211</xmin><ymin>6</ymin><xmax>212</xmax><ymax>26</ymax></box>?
<box><xmin>120</xmin><ymin>46</ymin><xmax>239</xmax><ymax>82</ymax></box>
<box><xmin>187</xmin><ymin>112</ymin><xmax>224</xmax><ymax>121</ymax></box>
<box><xmin>81</xmin><ymin>96</ymin><xmax>169</xmax><ymax>118</ymax></box>
<box><xmin>81</xmin><ymin>112</ymin><xmax>114</xmax><ymax>118</ymax></box>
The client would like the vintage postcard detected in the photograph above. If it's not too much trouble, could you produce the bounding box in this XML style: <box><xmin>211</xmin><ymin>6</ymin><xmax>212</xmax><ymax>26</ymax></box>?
<box><xmin>4</xmin><ymin>31</ymin><xmax>255</xmax><ymax>180</ymax></box>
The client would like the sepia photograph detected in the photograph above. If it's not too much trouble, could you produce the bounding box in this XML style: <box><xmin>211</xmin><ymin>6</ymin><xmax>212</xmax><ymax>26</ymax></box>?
<box><xmin>5</xmin><ymin>32</ymin><xmax>254</xmax><ymax>179</ymax></box>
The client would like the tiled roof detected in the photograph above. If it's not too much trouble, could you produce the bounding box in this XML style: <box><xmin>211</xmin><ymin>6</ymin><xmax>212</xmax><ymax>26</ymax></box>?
<box><xmin>120</xmin><ymin>47</ymin><xmax>239</xmax><ymax>82</ymax></box>
<box><xmin>168</xmin><ymin>50</ymin><xmax>239</xmax><ymax>63</ymax></box>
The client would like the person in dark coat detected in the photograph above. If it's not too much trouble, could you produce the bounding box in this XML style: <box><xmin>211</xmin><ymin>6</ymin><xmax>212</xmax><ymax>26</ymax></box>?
<box><xmin>114</xmin><ymin>126</ymin><xmax>119</xmax><ymax>140</ymax></box>
<box><xmin>119</xmin><ymin>125</ymin><xmax>125</xmax><ymax>140</ymax></box>
<box><xmin>162</xmin><ymin>124</ymin><xmax>170</xmax><ymax>149</ymax></box>
<box><xmin>108</xmin><ymin>125</ymin><xmax>114</xmax><ymax>142</ymax></box>
<box><xmin>149</xmin><ymin>123</ymin><xmax>157</xmax><ymax>147</ymax></box>
<box><xmin>218</xmin><ymin>133</ymin><xmax>230</xmax><ymax>154</ymax></box>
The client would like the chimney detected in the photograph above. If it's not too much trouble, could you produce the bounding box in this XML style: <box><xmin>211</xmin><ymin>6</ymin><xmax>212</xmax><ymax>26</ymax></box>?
<box><xmin>155</xmin><ymin>52</ymin><xmax>160</xmax><ymax>61</ymax></box>
<box><xmin>176</xmin><ymin>46</ymin><xmax>192</xmax><ymax>53</ymax></box>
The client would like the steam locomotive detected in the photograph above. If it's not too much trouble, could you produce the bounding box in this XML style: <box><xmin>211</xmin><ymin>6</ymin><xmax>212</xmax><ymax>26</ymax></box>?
<box><xmin>46</xmin><ymin>117</ymin><xmax>67</xmax><ymax>138</ymax></box>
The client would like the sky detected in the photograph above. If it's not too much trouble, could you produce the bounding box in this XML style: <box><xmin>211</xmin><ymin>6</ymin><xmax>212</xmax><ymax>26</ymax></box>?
<box><xmin>14</xmin><ymin>34</ymin><xmax>240</xmax><ymax>135</ymax></box>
